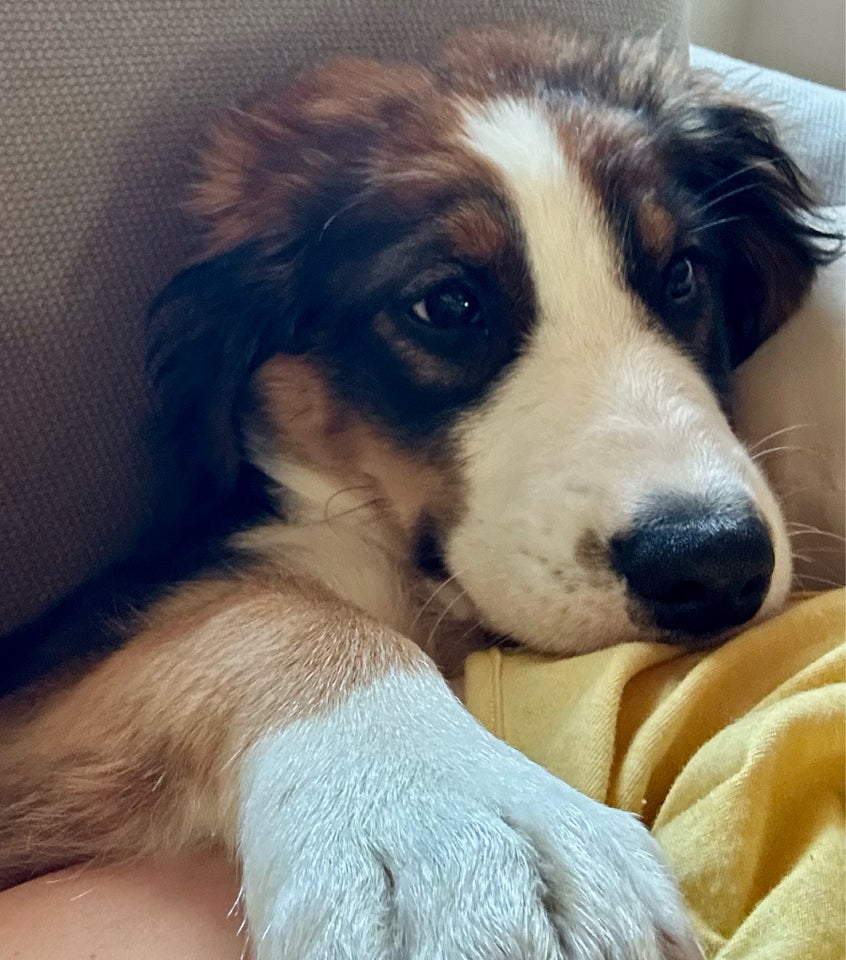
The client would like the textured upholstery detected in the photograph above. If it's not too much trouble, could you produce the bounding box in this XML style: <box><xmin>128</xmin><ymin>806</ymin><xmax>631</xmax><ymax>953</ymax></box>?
<box><xmin>0</xmin><ymin>0</ymin><xmax>687</xmax><ymax>633</ymax></box>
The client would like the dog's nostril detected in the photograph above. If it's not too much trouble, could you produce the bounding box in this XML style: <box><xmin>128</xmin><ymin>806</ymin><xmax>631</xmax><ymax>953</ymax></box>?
<box><xmin>611</xmin><ymin>500</ymin><xmax>775</xmax><ymax>638</ymax></box>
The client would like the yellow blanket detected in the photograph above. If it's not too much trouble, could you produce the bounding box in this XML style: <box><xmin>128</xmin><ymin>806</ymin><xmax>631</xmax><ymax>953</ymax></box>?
<box><xmin>465</xmin><ymin>590</ymin><xmax>845</xmax><ymax>960</ymax></box>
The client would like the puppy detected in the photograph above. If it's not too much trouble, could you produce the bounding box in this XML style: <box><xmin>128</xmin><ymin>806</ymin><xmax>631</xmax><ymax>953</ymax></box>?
<box><xmin>0</xmin><ymin>27</ymin><xmax>837</xmax><ymax>960</ymax></box>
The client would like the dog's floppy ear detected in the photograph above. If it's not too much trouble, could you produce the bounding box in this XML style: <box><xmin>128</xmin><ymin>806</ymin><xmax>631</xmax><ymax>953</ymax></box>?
<box><xmin>666</xmin><ymin>92</ymin><xmax>842</xmax><ymax>366</ymax></box>
<box><xmin>147</xmin><ymin>242</ymin><xmax>300</xmax><ymax>510</ymax></box>
<box><xmin>147</xmin><ymin>57</ymin><xmax>436</xmax><ymax>521</ymax></box>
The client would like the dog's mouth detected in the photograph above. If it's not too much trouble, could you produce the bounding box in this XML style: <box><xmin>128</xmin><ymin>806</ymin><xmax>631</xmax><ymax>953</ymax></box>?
<box><xmin>648</xmin><ymin>621</ymin><xmax>747</xmax><ymax>652</ymax></box>
<box><xmin>412</xmin><ymin>516</ymin><xmax>774</xmax><ymax>656</ymax></box>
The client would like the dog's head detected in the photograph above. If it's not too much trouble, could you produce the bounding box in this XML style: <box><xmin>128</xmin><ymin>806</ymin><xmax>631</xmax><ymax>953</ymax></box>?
<box><xmin>149</xmin><ymin>29</ymin><xmax>839</xmax><ymax>654</ymax></box>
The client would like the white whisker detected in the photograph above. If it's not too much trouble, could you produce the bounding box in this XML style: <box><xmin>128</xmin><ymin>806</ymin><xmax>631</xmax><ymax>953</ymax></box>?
<box><xmin>453</xmin><ymin>619</ymin><xmax>487</xmax><ymax>650</ymax></box>
<box><xmin>317</xmin><ymin>197</ymin><xmax>365</xmax><ymax>242</ymax></box>
<box><xmin>695</xmin><ymin>179</ymin><xmax>766</xmax><ymax>217</ymax></box>
<box><xmin>687</xmin><ymin>214</ymin><xmax>747</xmax><ymax>236</ymax></box>
<box><xmin>751</xmin><ymin>444</ymin><xmax>814</xmax><ymax>462</ymax></box>
<box><xmin>701</xmin><ymin>158</ymin><xmax>777</xmax><ymax>200</ymax></box>
<box><xmin>746</xmin><ymin>423</ymin><xmax>812</xmax><ymax>454</ymax></box>
<box><xmin>786</xmin><ymin>523</ymin><xmax>846</xmax><ymax>544</ymax></box>
<box><xmin>425</xmin><ymin>588</ymin><xmax>470</xmax><ymax>651</ymax></box>
<box><xmin>410</xmin><ymin>570</ymin><xmax>466</xmax><ymax>631</ymax></box>
<box><xmin>69</xmin><ymin>887</ymin><xmax>95</xmax><ymax>902</ymax></box>
<box><xmin>793</xmin><ymin>572</ymin><xmax>844</xmax><ymax>590</ymax></box>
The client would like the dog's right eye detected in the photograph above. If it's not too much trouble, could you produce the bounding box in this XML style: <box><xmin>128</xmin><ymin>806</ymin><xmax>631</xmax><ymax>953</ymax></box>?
<box><xmin>409</xmin><ymin>281</ymin><xmax>483</xmax><ymax>329</ymax></box>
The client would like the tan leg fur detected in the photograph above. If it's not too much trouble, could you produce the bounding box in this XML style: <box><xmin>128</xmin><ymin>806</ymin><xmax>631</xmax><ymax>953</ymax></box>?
<box><xmin>0</xmin><ymin>569</ymin><xmax>423</xmax><ymax>889</ymax></box>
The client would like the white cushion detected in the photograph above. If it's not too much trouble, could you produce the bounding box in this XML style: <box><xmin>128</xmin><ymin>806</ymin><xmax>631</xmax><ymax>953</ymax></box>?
<box><xmin>734</xmin><ymin>208</ymin><xmax>845</xmax><ymax>587</ymax></box>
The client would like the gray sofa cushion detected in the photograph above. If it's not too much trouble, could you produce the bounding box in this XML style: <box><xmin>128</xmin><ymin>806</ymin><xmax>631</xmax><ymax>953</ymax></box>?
<box><xmin>0</xmin><ymin>1</ymin><xmax>688</xmax><ymax>632</ymax></box>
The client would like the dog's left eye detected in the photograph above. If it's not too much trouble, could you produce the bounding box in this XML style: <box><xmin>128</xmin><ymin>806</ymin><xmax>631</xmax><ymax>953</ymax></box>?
<box><xmin>409</xmin><ymin>281</ymin><xmax>483</xmax><ymax>329</ymax></box>
<box><xmin>665</xmin><ymin>255</ymin><xmax>697</xmax><ymax>303</ymax></box>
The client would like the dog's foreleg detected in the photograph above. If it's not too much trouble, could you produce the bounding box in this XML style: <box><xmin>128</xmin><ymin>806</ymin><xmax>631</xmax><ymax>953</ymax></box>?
<box><xmin>0</xmin><ymin>572</ymin><xmax>423</xmax><ymax>888</ymax></box>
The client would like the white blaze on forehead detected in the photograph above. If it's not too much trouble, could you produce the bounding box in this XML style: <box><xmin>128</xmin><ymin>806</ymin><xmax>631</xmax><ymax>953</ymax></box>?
<box><xmin>461</xmin><ymin>96</ymin><xmax>569</xmax><ymax>184</ymax></box>
<box><xmin>460</xmin><ymin>97</ymin><xmax>634</xmax><ymax>355</ymax></box>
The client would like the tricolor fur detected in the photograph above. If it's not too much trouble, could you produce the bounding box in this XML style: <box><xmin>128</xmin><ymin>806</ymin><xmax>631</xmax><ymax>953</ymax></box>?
<box><xmin>0</xmin><ymin>27</ymin><xmax>838</xmax><ymax>960</ymax></box>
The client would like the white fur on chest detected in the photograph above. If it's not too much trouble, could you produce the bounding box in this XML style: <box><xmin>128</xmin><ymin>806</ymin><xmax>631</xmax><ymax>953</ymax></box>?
<box><xmin>233</xmin><ymin>456</ymin><xmax>473</xmax><ymax>647</ymax></box>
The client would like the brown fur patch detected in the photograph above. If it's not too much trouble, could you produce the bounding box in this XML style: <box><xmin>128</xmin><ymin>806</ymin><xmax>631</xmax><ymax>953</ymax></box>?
<box><xmin>0</xmin><ymin>572</ymin><xmax>426</xmax><ymax>888</ymax></box>
<box><xmin>443</xmin><ymin>200</ymin><xmax>510</xmax><ymax>265</ymax></box>
<box><xmin>558</xmin><ymin>107</ymin><xmax>665</xmax><ymax>221</ymax></box>
<box><xmin>252</xmin><ymin>356</ymin><xmax>462</xmax><ymax>537</ymax></box>
<box><xmin>190</xmin><ymin>45</ymin><xmax>528</xmax><ymax>265</ymax></box>
<box><xmin>637</xmin><ymin>197</ymin><xmax>676</xmax><ymax>259</ymax></box>
<box><xmin>191</xmin><ymin>58</ymin><xmax>440</xmax><ymax>254</ymax></box>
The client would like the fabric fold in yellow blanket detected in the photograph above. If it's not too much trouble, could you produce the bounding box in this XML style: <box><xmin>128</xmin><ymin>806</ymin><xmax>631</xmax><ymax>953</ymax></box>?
<box><xmin>464</xmin><ymin>590</ymin><xmax>845</xmax><ymax>959</ymax></box>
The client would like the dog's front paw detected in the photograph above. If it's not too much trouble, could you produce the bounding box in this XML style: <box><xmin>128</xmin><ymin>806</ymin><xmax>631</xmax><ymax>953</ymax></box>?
<box><xmin>240</xmin><ymin>672</ymin><xmax>702</xmax><ymax>959</ymax></box>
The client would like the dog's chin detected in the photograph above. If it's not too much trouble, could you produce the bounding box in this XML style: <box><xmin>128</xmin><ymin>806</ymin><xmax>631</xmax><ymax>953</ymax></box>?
<box><xmin>437</xmin><ymin>577</ymin><xmax>779</xmax><ymax>660</ymax></box>
<box><xmin>648</xmin><ymin>623</ymin><xmax>743</xmax><ymax>652</ymax></box>
<box><xmin>483</xmin><ymin>617</ymin><xmax>744</xmax><ymax>658</ymax></box>
<box><xmin>435</xmin><ymin>576</ymin><xmax>646</xmax><ymax>658</ymax></box>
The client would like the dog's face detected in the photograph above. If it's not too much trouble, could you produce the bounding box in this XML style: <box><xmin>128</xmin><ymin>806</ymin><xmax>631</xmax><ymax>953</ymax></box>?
<box><xmin>150</xmin><ymin>30</ymin><xmax>835</xmax><ymax>655</ymax></box>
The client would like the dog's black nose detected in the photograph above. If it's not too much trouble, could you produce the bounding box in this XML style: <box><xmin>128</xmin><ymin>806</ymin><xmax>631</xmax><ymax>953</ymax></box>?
<box><xmin>610</xmin><ymin>504</ymin><xmax>774</xmax><ymax>637</ymax></box>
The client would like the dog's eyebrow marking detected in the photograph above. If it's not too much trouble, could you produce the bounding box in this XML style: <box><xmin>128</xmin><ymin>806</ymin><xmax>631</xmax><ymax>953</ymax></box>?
<box><xmin>443</xmin><ymin>200</ymin><xmax>509</xmax><ymax>265</ymax></box>
<box><xmin>638</xmin><ymin>196</ymin><xmax>676</xmax><ymax>258</ymax></box>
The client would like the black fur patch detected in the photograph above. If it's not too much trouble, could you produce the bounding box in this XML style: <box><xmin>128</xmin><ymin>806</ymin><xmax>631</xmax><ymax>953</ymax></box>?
<box><xmin>300</xmin><ymin>194</ymin><xmax>535</xmax><ymax>446</ymax></box>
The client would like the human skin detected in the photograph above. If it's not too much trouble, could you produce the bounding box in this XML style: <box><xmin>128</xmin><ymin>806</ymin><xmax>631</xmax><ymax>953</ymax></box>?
<box><xmin>0</xmin><ymin>854</ymin><xmax>246</xmax><ymax>960</ymax></box>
